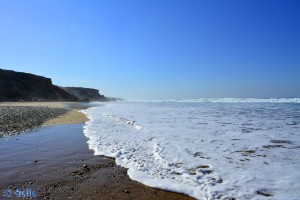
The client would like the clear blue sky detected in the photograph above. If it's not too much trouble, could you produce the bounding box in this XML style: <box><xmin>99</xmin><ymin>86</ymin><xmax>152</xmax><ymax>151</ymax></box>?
<box><xmin>0</xmin><ymin>0</ymin><xmax>299</xmax><ymax>99</ymax></box>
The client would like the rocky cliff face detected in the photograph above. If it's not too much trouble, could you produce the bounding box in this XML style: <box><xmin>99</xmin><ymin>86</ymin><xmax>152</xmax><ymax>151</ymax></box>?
<box><xmin>61</xmin><ymin>87</ymin><xmax>107</xmax><ymax>102</ymax></box>
<box><xmin>0</xmin><ymin>69</ymin><xmax>78</xmax><ymax>102</ymax></box>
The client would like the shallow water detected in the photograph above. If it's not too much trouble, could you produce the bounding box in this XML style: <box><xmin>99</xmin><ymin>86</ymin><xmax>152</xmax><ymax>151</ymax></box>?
<box><xmin>0</xmin><ymin>124</ymin><xmax>90</xmax><ymax>184</ymax></box>
<box><xmin>82</xmin><ymin>99</ymin><xmax>300</xmax><ymax>200</ymax></box>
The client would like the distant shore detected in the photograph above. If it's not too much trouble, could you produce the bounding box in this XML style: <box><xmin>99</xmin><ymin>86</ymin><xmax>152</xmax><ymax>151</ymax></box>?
<box><xmin>0</xmin><ymin>102</ymin><xmax>193</xmax><ymax>199</ymax></box>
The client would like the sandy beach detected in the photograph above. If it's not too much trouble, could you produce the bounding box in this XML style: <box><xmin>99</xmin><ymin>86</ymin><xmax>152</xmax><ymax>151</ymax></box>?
<box><xmin>0</xmin><ymin>102</ymin><xmax>88</xmax><ymax>136</ymax></box>
<box><xmin>0</xmin><ymin>102</ymin><xmax>193</xmax><ymax>200</ymax></box>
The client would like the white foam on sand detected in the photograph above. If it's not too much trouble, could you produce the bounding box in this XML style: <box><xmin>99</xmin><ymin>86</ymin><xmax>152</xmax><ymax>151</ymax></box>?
<box><xmin>82</xmin><ymin>100</ymin><xmax>300</xmax><ymax>200</ymax></box>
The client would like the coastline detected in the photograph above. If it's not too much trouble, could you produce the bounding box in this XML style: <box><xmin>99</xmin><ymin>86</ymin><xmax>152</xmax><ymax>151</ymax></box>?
<box><xmin>0</xmin><ymin>102</ymin><xmax>90</xmax><ymax>126</ymax></box>
<box><xmin>0</xmin><ymin>102</ymin><xmax>88</xmax><ymax>137</ymax></box>
<box><xmin>0</xmin><ymin>102</ymin><xmax>193</xmax><ymax>199</ymax></box>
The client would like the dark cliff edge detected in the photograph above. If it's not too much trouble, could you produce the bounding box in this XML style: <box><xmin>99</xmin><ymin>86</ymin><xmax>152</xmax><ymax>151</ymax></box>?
<box><xmin>0</xmin><ymin>69</ymin><xmax>78</xmax><ymax>102</ymax></box>
<box><xmin>61</xmin><ymin>87</ymin><xmax>108</xmax><ymax>102</ymax></box>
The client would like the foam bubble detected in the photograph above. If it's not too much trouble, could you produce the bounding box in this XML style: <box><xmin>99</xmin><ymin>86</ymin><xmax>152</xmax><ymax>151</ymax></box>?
<box><xmin>82</xmin><ymin>101</ymin><xmax>300</xmax><ymax>199</ymax></box>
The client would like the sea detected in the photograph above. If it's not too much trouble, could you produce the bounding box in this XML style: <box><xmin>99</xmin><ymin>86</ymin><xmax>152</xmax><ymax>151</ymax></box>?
<box><xmin>81</xmin><ymin>98</ymin><xmax>300</xmax><ymax>200</ymax></box>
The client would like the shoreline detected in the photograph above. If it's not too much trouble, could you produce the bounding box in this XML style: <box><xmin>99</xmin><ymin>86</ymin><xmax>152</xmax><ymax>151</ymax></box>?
<box><xmin>0</xmin><ymin>102</ymin><xmax>88</xmax><ymax>137</ymax></box>
<box><xmin>0</xmin><ymin>102</ymin><xmax>194</xmax><ymax>199</ymax></box>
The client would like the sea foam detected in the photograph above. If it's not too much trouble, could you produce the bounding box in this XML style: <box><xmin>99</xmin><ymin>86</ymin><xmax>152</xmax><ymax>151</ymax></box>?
<box><xmin>82</xmin><ymin>99</ymin><xmax>300</xmax><ymax>199</ymax></box>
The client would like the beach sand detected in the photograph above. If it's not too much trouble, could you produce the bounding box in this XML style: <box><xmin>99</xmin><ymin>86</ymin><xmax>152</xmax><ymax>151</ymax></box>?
<box><xmin>0</xmin><ymin>102</ymin><xmax>193</xmax><ymax>200</ymax></box>
<box><xmin>42</xmin><ymin>109</ymin><xmax>88</xmax><ymax>126</ymax></box>
<box><xmin>0</xmin><ymin>102</ymin><xmax>89</xmax><ymax>126</ymax></box>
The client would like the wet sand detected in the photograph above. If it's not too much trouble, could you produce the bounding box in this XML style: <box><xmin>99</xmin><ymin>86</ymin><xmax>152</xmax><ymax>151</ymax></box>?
<box><xmin>0</xmin><ymin>103</ymin><xmax>193</xmax><ymax>200</ymax></box>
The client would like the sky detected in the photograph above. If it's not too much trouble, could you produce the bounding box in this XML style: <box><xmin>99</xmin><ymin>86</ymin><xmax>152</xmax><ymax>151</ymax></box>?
<box><xmin>0</xmin><ymin>0</ymin><xmax>299</xmax><ymax>100</ymax></box>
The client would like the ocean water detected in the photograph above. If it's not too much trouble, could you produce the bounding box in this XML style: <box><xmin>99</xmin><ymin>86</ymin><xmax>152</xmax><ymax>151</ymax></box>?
<box><xmin>82</xmin><ymin>99</ymin><xmax>300</xmax><ymax>200</ymax></box>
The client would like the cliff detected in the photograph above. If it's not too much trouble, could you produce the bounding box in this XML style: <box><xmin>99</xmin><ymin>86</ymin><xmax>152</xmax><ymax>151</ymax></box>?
<box><xmin>61</xmin><ymin>87</ymin><xmax>107</xmax><ymax>102</ymax></box>
<box><xmin>0</xmin><ymin>69</ymin><xmax>78</xmax><ymax>102</ymax></box>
